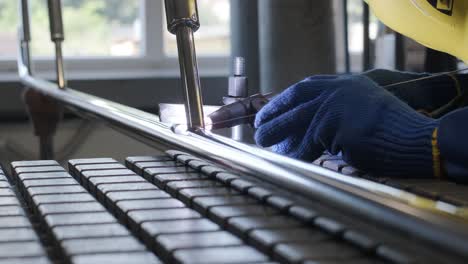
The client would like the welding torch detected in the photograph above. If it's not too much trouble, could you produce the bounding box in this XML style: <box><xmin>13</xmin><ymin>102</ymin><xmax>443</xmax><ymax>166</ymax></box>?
<box><xmin>207</xmin><ymin>93</ymin><xmax>274</xmax><ymax>130</ymax></box>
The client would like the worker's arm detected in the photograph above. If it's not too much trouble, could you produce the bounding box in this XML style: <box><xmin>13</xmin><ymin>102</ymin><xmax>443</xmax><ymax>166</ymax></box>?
<box><xmin>363</xmin><ymin>69</ymin><xmax>467</xmax><ymax>114</ymax></box>
<box><xmin>254</xmin><ymin>74</ymin><xmax>468</xmax><ymax>181</ymax></box>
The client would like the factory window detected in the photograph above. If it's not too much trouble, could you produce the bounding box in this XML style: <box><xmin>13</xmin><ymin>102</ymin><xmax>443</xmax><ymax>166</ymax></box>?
<box><xmin>0</xmin><ymin>0</ymin><xmax>142</xmax><ymax>58</ymax></box>
<box><xmin>0</xmin><ymin>0</ymin><xmax>17</xmax><ymax>59</ymax></box>
<box><xmin>0</xmin><ymin>0</ymin><xmax>230</xmax><ymax>78</ymax></box>
<box><xmin>164</xmin><ymin>0</ymin><xmax>231</xmax><ymax>56</ymax></box>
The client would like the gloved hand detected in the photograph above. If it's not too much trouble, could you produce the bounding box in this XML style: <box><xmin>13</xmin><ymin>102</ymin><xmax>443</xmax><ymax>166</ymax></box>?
<box><xmin>363</xmin><ymin>69</ymin><xmax>467</xmax><ymax>116</ymax></box>
<box><xmin>255</xmin><ymin>75</ymin><xmax>440</xmax><ymax>177</ymax></box>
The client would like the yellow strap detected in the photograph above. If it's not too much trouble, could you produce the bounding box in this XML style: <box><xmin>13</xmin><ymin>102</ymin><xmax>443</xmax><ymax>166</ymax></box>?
<box><xmin>432</xmin><ymin>128</ymin><xmax>444</xmax><ymax>179</ymax></box>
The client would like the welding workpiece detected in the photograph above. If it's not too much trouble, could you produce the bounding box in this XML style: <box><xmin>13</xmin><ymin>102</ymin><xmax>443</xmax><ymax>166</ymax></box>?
<box><xmin>47</xmin><ymin>0</ymin><xmax>66</xmax><ymax>89</ymax></box>
<box><xmin>165</xmin><ymin>0</ymin><xmax>205</xmax><ymax>130</ymax></box>
<box><xmin>210</xmin><ymin>57</ymin><xmax>272</xmax><ymax>131</ymax></box>
<box><xmin>208</xmin><ymin>93</ymin><xmax>272</xmax><ymax>130</ymax></box>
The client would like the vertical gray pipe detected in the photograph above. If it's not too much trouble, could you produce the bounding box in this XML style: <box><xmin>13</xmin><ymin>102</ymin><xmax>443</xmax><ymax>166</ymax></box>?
<box><xmin>19</xmin><ymin>0</ymin><xmax>31</xmax><ymax>42</ymax></box>
<box><xmin>230</xmin><ymin>0</ymin><xmax>260</xmax><ymax>94</ymax></box>
<box><xmin>362</xmin><ymin>2</ymin><xmax>371</xmax><ymax>71</ymax></box>
<box><xmin>175</xmin><ymin>27</ymin><xmax>205</xmax><ymax>129</ymax></box>
<box><xmin>47</xmin><ymin>0</ymin><xmax>66</xmax><ymax>89</ymax></box>
<box><xmin>19</xmin><ymin>0</ymin><xmax>32</xmax><ymax>74</ymax></box>
<box><xmin>343</xmin><ymin>0</ymin><xmax>350</xmax><ymax>73</ymax></box>
<box><xmin>258</xmin><ymin>0</ymin><xmax>336</xmax><ymax>94</ymax></box>
<box><xmin>395</xmin><ymin>33</ymin><xmax>406</xmax><ymax>71</ymax></box>
<box><xmin>47</xmin><ymin>0</ymin><xmax>65</xmax><ymax>41</ymax></box>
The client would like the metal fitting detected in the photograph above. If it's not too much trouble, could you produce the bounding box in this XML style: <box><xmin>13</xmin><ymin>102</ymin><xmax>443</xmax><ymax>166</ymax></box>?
<box><xmin>47</xmin><ymin>0</ymin><xmax>64</xmax><ymax>41</ymax></box>
<box><xmin>19</xmin><ymin>0</ymin><xmax>32</xmax><ymax>74</ymax></box>
<box><xmin>165</xmin><ymin>0</ymin><xmax>200</xmax><ymax>34</ymax></box>
<box><xmin>234</xmin><ymin>57</ymin><xmax>246</xmax><ymax>76</ymax></box>
<box><xmin>227</xmin><ymin>57</ymin><xmax>248</xmax><ymax>98</ymax></box>
<box><xmin>47</xmin><ymin>0</ymin><xmax>66</xmax><ymax>89</ymax></box>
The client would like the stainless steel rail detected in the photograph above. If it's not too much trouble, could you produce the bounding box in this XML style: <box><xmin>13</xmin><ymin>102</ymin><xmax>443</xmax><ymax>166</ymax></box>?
<box><xmin>16</xmin><ymin>0</ymin><xmax>468</xmax><ymax>261</ymax></box>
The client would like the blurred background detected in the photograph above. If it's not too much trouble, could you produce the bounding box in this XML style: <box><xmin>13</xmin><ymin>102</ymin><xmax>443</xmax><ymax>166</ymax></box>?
<box><xmin>0</xmin><ymin>0</ymin><xmax>230</xmax><ymax>58</ymax></box>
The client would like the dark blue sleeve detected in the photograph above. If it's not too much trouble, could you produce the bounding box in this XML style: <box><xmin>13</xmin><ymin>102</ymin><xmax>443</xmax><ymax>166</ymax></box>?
<box><xmin>438</xmin><ymin>108</ymin><xmax>468</xmax><ymax>182</ymax></box>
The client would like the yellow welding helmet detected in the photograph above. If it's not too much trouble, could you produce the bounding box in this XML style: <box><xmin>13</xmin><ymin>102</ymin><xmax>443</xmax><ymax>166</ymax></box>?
<box><xmin>366</xmin><ymin>0</ymin><xmax>468</xmax><ymax>62</ymax></box>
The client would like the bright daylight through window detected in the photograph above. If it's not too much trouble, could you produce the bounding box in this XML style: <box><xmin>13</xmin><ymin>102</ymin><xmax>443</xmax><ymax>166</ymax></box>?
<box><xmin>0</xmin><ymin>0</ymin><xmax>230</xmax><ymax>60</ymax></box>
<box><xmin>164</xmin><ymin>0</ymin><xmax>230</xmax><ymax>56</ymax></box>
<box><xmin>0</xmin><ymin>0</ymin><xmax>141</xmax><ymax>58</ymax></box>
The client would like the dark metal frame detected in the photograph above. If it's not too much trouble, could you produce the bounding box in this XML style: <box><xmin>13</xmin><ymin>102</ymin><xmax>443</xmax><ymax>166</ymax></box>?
<box><xmin>343</xmin><ymin>0</ymin><xmax>350</xmax><ymax>73</ymax></box>
<box><xmin>362</xmin><ymin>1</ymin><xmax>371</xmax><ymax>71</ymax></box>
<box><xmin>395</xmin><ymin>32</ymin><xmax>406</xmax><ymax>71</ymax></box>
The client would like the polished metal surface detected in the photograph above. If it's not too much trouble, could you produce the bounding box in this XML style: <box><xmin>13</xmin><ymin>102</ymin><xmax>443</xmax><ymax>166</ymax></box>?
<box><xmin>165</xmin><ymin>0</ymin><xmax>205</xmax><ymax>130</ymax></box>
<box><xmin>47</xmin><ymin>0</ymin><xmax>66</xmax><ymax>89</ymax></box>
<box><xmin>19</xmin><ymin>42</ymin><xmax>32</xmax><ymax>75</ymax></box>
<box><xmin>233</xmin><ymin>57</ymin><xmax>245</xmax><ymax>76</ymax></box>
<box><xmin>19</xmin><ymin>0</ymin><xmax>32</xmax><ymax>74</ymax></box>
<box><xmin>228</xmin><ymin>57</ymin><xmax>248</xmax><ymax>98</ymax></box>
<box><xmin>19</xmin><ymin>0</ymin><xmax>31</xmax><ymax>42</ymax></box>
<box><xmin>47</xmin><ymin>0</ymin><xmax>64</xmax><ymax>41</ymax></box>
<box><xmin>175</xmin><ymin>25</ymin><xmax>205</xmax><ymax>129</ymax></box>
<box><xmin>17</xmin><ymin>2</ymin><xmax>468</xmax><ymax>260</ymax></box>
<box><xmin>159</xmin><ymin>103</ymin><xmax>219</xmax><ymax>125</ymax></box>
<box><xmin>164</xmin><ymin>0</ymin><xmax>200</xmax><ymax>34</ymax></box>
<box><xmin>54</xmin><ymin>42</ymin><xmax>66</xmax><ymax>89</ymax></box>
<box><xmin>227</xmin><ymin>57</ymin><xmax>248</xmax><ymax>141</ymax></box>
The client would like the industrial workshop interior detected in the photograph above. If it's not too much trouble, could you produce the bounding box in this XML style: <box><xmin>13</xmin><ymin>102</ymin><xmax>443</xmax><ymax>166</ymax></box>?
<box><xmin>1</xmin><ymin>0</ymin><xmax>468</xmax><ymax>263</ymax></box>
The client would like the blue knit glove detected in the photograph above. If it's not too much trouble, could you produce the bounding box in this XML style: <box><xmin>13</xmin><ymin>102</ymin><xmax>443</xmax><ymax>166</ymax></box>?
<box><xmin>255</xmin><ymin>75</ymin><xmax>440</xmax><ymax>177</ymax></box>
<box><xmin>363</xmin><ymin>69</ymin><xmax>467</xmax><ymax>115</ymax></box>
